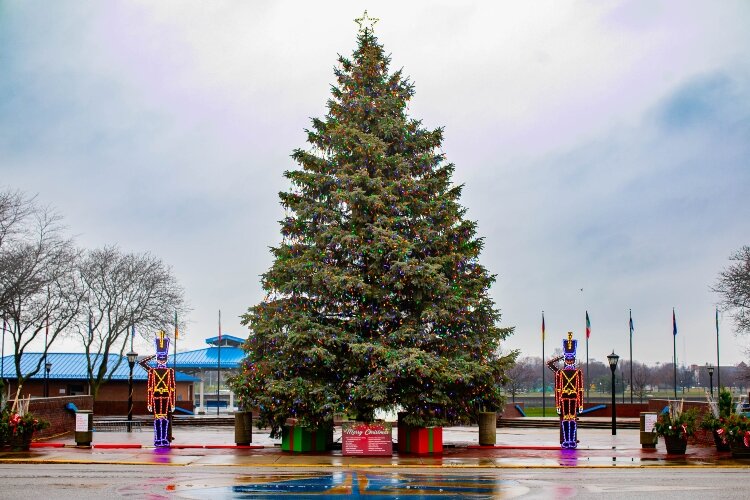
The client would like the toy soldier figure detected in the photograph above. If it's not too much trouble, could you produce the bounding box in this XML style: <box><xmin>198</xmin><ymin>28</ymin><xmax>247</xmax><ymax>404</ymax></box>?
<box><xmin>547</xmin><ymin>332</ymin><xmax>584</xmax><ymax>449</ymax></box>
<box><xmin>147</xmin><ymin>331</ymin><xmax>175</xmax><ymax>447</ymax></box>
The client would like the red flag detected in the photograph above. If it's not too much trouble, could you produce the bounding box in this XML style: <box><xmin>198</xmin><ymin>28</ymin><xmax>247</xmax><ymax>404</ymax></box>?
<box><xmin>585</xmin><ymin>311</ymin><xmax>591</xmax><ymax>339</ymax></box>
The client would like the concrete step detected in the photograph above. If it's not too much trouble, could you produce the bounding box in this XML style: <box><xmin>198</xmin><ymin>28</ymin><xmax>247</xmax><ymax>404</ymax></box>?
<box><xmin>499</xmin><ymin>418</ymin><xmax>639</xmax><ymax>429</ymax></box>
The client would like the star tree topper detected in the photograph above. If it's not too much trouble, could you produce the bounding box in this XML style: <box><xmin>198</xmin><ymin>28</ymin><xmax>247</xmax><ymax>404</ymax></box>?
<box><xmin>355</xmin><ymin>10</ymin><xmax>379</xmax><ymax>34</ymax></box>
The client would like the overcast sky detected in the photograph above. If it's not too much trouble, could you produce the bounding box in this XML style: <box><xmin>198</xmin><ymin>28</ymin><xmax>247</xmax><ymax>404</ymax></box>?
<box><xmin>1</xmin><ymin>1</ymin><xmax>749</xmax><ymax>367</ymax></box>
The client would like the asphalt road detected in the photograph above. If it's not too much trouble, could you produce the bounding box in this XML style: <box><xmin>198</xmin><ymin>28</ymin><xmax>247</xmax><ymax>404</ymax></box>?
<box><xmin>0</xmin><ymin>464</ymin><xmax>746</xmax><ymax>499</ymax></box>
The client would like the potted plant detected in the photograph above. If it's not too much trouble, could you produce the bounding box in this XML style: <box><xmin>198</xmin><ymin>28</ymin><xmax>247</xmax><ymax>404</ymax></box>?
<box><xmin>5</xmin><ymin>407</ymin><xmax>49</xmax><ymax>451</ymax></box>
<box><xmin>716</xmin><ymin>413</ymin><xmax>750</xmax><ymax>458</ymax></box>
<box><xmin>653</xmin><ymin>401</ymin><xmax>698</xmax><ymax>455</ymax></box>
<box><xmin>701</xmin><ymin>389</ymin><xmax>733</xmax><ymax>452</ymax></box>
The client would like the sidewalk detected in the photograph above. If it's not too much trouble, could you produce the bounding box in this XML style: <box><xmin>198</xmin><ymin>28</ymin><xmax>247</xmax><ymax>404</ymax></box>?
<box><xmin>3</xmin><ymin>423</ymin><xmax>750</xmax><ymax>468</ymax></box>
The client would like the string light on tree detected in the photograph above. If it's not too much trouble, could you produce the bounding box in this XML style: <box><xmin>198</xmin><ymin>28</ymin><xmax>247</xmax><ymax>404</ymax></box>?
<box><xmin>231</xmin><ymin>13</ymin><xmax>515</xmax><ymax>438</ymax></box>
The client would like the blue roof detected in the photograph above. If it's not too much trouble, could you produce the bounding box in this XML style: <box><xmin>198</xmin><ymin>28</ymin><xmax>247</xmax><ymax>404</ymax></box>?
<box><xmin>0</xmin><ymin>353</ymin><xmax>199</xmax><ymax>382</ymax></box>
<box><xmin>165</xmin><ymin>346</ymin><xmax>245</xmax><ymax>370</ymax></box>
<box><xmin>204</xmin><ymin>334</ymin><xmax>245</xmax><ymax>347</ymax></box>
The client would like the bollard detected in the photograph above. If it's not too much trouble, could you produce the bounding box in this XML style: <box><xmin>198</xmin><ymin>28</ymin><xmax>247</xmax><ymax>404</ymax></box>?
<box><xmin>75</xmin><ymin>410</ymin><xmax>93</xmax><ymax>447</ymax></box>
<box><xmin>478</xmin><ymin>412</ymin><xmax>497</xmax><ymax>446</ymax></box>
<box><xmin>235</xmin><ymin>411</ymin><xmax>252</xmax><ymax>445</ymax></box>
<box><xmin>640</xmin><ymin>412</ymin><xmax>658</xmax><ymax>448</ymax></box>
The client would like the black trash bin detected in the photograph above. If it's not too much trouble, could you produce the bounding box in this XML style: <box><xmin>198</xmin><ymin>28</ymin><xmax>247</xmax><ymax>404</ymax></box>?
<box><xmin>75</xmin><ymin>410</ymin><xmax>93</xmax><ymax>447</ymax></box>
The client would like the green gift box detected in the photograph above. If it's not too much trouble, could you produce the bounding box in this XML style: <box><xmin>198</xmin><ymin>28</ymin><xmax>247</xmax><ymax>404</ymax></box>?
<box><xmin>281</xmin><ymin>424</ymin><xmax>332</xmax><ymax>452</ymax></box>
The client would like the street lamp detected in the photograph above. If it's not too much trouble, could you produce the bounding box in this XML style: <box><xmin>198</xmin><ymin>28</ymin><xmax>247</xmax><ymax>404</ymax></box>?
<box><xmin>126</xmin><ymin>350</ymin><xmax>138</xmax><ymax>432</ymax></box>
<box><xmin>607</xmin><ymin>351</ymin><xmax>620</xmax><ymax>436</ymax></box>
<box><xmin>706</xmin><ymin>363</ymin><xmax>715</xmax><ymax>398</ymax></box>
<box><xmin>44</xmin><ymin>361</ymin><xmax>52</xmax><ymax>397</ymax></box>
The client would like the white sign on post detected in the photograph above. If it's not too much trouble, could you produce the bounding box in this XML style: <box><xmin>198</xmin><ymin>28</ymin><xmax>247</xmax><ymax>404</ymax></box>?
<box><xmin>75</xmin><ymin>413</ymin><xmax>89</xmax><ymax>432</ymax></box>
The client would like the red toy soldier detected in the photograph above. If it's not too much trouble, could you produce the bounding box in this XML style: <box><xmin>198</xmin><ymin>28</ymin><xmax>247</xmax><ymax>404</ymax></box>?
<box><xmin>547</xmin><ymin>332</ymin><xmax>583</xmax><ymax>449</ymax></box>
<box><xmin>146</xmin><ymin>330</ymin><xmax>175</xmax><ymax>447</ymax></box>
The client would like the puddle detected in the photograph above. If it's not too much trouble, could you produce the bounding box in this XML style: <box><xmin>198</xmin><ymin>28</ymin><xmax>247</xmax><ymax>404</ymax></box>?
<box><xmin>172</xmin><ymin>471</ymin><xmax>529</xmax><ymax>498</ymax></box>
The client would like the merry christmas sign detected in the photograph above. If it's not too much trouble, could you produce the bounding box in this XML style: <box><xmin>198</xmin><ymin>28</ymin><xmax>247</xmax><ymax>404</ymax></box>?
<box><xmin>342</xmin><ymin>421</ymin><xmax>393</xmax><ymax>456</ymax></box>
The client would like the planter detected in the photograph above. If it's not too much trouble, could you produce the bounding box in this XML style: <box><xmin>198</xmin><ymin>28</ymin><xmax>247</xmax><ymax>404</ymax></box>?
<box><xmin>281</xmin><ymin>424</ymin><xmax>332</xmax><ymax>452</ymax></box>
<box><xmin>478</xmin><ymin>412</ymin><xmax>497</xmax><ymax>446</ymax></box>
<box><xmin>9</xmin><ymin>430</ymin><xmax>33</xmax><ymax>451</ymax></box>
<box><xmin>663</xmin><ymin>435</ymin><xmax>688</xmax><ymax>455</ymax></box>
<box><xmin>713</xmin><ymin>430</ymin><xmax>731</xmax><ymax>452</ymax></box>
<box><xmin>730</xmin><ymin>441</ymin><xmax>750</xmax><ymax>459</ymax></box>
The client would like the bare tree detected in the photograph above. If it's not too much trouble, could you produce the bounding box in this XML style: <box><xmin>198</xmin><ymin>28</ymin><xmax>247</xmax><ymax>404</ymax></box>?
<box><xmin>75</xmin><ymin>246</ymin><xmax>187</xmax><ymax>397</ymax></box>
<box><xmin>504</xmin><ymin>356</ymin><xmax>537</xmax><ymax>403</ymax></box>
<box><xmin>0</xmin><ymin>189</ymin><xmax>35</xmax><ymax>310</ymax></box>
<box><xmin>632</xmin><ymin>362</ymin><xmax>650</xmax><ymax>402</ymax></box>
<box><xmin>714</xmin><ymin>245</ymin><xmax>750</xmax><ymax>335</ymax></box>
<box><xmin>0</xmin><ymin>201</ymin><xmax>83</xmax><ymax>405</ymax></box>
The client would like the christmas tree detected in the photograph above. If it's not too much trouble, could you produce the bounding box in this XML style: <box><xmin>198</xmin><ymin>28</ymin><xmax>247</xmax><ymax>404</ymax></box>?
<box><xmin>234</xmin><ymin>12</ymin><xmax>515</xmax><ymax>436</ymax></box>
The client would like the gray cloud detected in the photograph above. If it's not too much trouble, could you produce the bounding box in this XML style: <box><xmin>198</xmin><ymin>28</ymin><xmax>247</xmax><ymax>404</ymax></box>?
<box><xmin>1</xmin><ymin>1</ymin><xmax>749</xmax><ymax>366</ymax></box>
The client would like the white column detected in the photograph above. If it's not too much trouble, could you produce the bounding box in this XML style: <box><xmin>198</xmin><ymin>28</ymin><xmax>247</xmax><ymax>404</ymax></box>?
<box><xmin>199</xmin><ymin>375</ymin><xmax>205</xmax><ymax>415</ymax></box>
<box><xmin>229</xmin><ymin>390</ymin><xmax>234</xmax><ymax>412</ymax></box>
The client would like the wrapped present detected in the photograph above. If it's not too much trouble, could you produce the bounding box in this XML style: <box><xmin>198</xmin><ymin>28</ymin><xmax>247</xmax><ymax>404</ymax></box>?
<box><xmin>398</xmin><ymin>425</ymin><xmax>443</xmax><ymax>454</ymax></box>
<box><xmin>281</xmin><ymin>424</ymin><xmax>332</xmax><ymax>452</ymax></box>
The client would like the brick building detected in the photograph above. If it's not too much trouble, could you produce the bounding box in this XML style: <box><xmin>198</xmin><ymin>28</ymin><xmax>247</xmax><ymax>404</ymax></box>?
<box><xmin>1</xmin><ymin>352</ymin><xmax>199</xmax><ymax>415</ymax></box>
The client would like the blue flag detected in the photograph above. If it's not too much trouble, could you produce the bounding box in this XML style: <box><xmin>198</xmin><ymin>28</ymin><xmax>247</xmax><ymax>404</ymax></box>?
<box><xmin>672</xmin><ymin>308</ymin><xmax>677</xmax><ymax>336</ymax></box>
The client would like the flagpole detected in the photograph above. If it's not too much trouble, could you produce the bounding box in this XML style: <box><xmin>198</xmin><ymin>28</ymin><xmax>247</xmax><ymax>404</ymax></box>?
<box><xmin>45</xmin><ymin>316</ymin><xmax>49</xmax><ymax>397</ymax></box>
<box><xmin>585</xmin><ymin>335</ymin><xmax>589</xmax><ymax>404</ymax></box>
<box><xmin>716</xmin><ymin>307</ymin><xmax>721</xmax><ymax>391</ymax></box>
<box><xmin>542</xmin><ymin>311</ymin><xmax>545</xmax><ymax>418</ymax></box>
<box><xmin>629</xmin><ymin>309</ymin><xmax>633</xmax><ymax>404</ymax></box>
<box><xmin>585</xmin><ymin>310</ymin><xmax>589</xmax><ymax>405</ymax></box>
<box><xmin>1</xmin><ymin>317</ymin><xmax>6</xmax><ymax>380</ymax></box>
<box><xmin>173</xmin><ymin>311</ymin><xmax>178</xmax><ymax>371</ymax></box>
<box><xmin>673</xmin><ymin>308</ymin><xmax>677</xmax><ymax>399</ymax></box>
<box><xmin>217</xmin><ymin>309</ymin><xmax>222</xmax><ymax>416</ymax></box>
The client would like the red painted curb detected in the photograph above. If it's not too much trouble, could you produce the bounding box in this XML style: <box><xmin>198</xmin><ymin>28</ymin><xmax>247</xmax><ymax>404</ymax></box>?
<box><xmin>30</xmin><ymin>443</ymin><xmax>66</xmax><ymax>448</ymax></box>
<box><xmin>205</xmin><ymin>445</ymin><xmax>265</xmax><ymax>449</ymax></box>
<box><xmin>92</xmin><ymin>444</ymin><xmax>143</xmax><ymax>449</ymax></box>
<box><xmin>466</xmin><ymin>445</ymin><xmax>561</xmax><ymax>450</ymax></box>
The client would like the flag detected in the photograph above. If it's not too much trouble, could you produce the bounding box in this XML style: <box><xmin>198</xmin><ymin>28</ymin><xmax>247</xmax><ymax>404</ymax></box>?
<box><xmin>585</xmin><ymin>311</ymin><xmax>591</xmax><ymax>339</ymax></box>
<box><xmin>218</xmin><ymin>309</ymin><xmax>222</xmax><ymax>342</ymax></box>
<box><xmin>672</xmin><ymin>308</ymin><xmax>677</xmax><ymax>336</ymax></box>
<box><xmin>542</xmin><ymin>312</ymin><xmax>545</xmax><ymax>341</ymax></box>
<box><xmin>174</xmin><ymin>310</ymin><xmax>179</xmax><ymax>339</ymax></box>
<box><xmin>629</xmin><ymin>309</ymin><xmax>634</xmax><ymax>336</ymax></box>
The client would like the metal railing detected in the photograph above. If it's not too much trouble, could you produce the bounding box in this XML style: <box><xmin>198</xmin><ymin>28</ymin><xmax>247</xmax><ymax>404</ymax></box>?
<box><xmin>93</xmin><ymin>419</ymin><xmax>144</xmax><ymax>432</ymax></box>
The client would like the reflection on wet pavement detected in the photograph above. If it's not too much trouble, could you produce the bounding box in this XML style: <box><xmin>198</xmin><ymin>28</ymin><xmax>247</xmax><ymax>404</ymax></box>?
<box><xmin>174</xmin><ymin>471</ymin><xmax>529</xmax><ymax>498</ymax></box>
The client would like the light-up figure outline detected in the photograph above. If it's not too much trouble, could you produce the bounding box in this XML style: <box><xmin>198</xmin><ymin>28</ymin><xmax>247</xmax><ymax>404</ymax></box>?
<box><xmin>547</xmin><ymin>332</ymin><xmax>584</xmax><ymax>449</ymax></box>
<box><xmin>147</xmin><ymin>331</ymin><xmax>175</xmax><ymax>447</ymax></box>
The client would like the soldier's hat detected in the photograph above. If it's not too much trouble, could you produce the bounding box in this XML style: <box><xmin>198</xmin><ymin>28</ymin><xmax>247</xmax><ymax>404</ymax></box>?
<box><xmin>563</xmin><ymin>331</ymin><xmax>577</xmax><ymax>357</ymax></box>
<box><xmin>155</xmin><ymin>330</ymin><xmax>170</xmax><ymax>360</ymax></box>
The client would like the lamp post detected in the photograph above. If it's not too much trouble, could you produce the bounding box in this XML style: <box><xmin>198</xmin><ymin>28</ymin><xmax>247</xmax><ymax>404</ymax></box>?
<box><xmin>706</xmin><ymin>363</ymin><xmax>714</xmax><ymax>398</ymax></box>
<box><xmin>607</xmin><ymin>351</ymin><xmax>619</xmax><ymax>436</ymax></box>
<box><xmin>44</xmin><ymin>361</ymin><xmax>52</xmax><ymax>397</ymax></box>
<box><xmin>126</xmin><ymin>350</ymin><xmax>138</xmax><ymax>432</ymax></box>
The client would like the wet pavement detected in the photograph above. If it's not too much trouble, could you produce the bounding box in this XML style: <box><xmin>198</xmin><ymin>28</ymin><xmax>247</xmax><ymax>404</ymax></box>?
<box><xmin>2</xmin><ymin>421</ymin><xmax>749</xmax><ymax>469</ymax></box>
